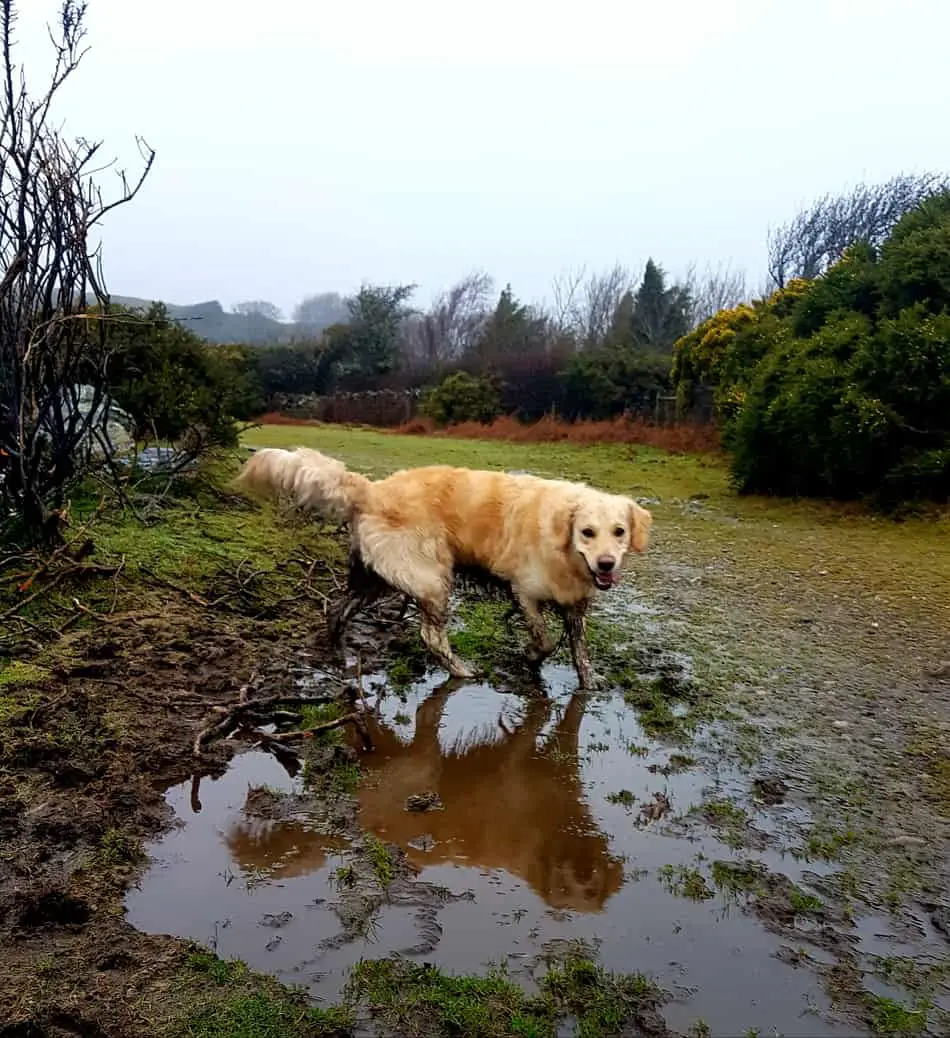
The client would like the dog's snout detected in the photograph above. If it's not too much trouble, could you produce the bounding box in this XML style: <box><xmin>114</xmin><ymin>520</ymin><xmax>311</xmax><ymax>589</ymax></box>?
<box><xmin>596</xmin><ymin>555</ymin><xmax>616</xmax><ymax>572</ymax></box>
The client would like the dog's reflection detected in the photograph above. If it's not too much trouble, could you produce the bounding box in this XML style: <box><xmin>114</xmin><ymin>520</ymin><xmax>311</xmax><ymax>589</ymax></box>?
<box><xmin>224</xmin><ymin>684</ymin><xmax>623</xmax><ymax>913</ymax></box>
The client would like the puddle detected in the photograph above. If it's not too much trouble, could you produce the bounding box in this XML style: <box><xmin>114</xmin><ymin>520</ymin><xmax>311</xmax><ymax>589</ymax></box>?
<box><xmin>124</xmin><ymin>656</ymin><xmax>877</xmax><ymax>1037</ymax></box>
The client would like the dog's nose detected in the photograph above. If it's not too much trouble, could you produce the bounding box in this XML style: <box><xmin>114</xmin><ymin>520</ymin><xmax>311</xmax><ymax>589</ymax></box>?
<box><xmin>596</xmin><ymin>555</ymin><xmax>615</xmax><ymax>572</ymax></box>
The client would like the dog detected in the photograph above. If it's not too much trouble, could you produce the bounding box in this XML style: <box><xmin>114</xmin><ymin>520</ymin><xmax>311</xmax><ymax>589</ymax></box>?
<box><xmin>233</xmin><ymin>447</ymin><xmax>653</xmax><ymax>690</ymax></box>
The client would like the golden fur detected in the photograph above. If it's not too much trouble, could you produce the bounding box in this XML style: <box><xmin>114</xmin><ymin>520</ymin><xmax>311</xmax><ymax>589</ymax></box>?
<box><xmin>233</xmin><ymin>446</ymin><xmax>653</xmax><ymax>688</ymax></box>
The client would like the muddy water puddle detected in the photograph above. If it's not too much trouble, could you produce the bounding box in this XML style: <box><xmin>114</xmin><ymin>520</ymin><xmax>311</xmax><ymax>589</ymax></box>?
<box><xmin>124</xmin><ymin>657</ymin><xmax>887</xmax><ymax>1036</ymax></box>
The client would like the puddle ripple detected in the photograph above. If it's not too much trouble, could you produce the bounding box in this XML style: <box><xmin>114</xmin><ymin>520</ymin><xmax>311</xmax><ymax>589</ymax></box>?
<box><xmin>127</xmin><ymin>667</ymin><xmax>861</xmax><ymax>1036</ymax></box>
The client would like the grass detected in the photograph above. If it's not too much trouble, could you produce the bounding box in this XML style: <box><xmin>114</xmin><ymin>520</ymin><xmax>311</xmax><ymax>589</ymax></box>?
<box><xmin>867</xmin><ymin>994</ymin><xmax>929</xmax><ymax>1036</ymax></box>
<box><xmin>657</xmin><ymin>863</ymin><xmax>714</xmax><ymax>901</ymax></box>
<box><xmin>347</xmin><ymin>954</ymin><xmax>665</xmax><ymax>1038</ymax></box>
<box><xmin>364</xmin><ymin>834</ymin><xmax>395</xmax><ymax>887</ymax></box>
<box><xmin>175</xmin><ymin>948</ymin><xmax>355</xmax><ymax>1037</ymax></box>
<box><xmin>710</xmin><ymin>859</ymin><xmax>768</xmax><ymax>897</ymax></box>
<box><xmin>0</xmin><ymin>660</ymin><xmax>49</xmax><ymax>688</ymax></box>
<box><xmin>0</xmin><ymin>453</ymin><xmax>346</xmax><ymax>667</ymax></box>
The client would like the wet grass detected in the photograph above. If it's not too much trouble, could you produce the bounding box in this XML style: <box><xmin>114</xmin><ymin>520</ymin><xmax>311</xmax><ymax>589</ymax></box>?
<box><xmin>175</xmin><ymin>948</ymin><xmax>354</xmax><ymax>1037</ymax></box>
<box><xmin>347</xmin><ymin>954</ymin><xmax>665</xmax><ymax>1038</ymax></box>
<box><xmin>364</xmin><ymin>834</ymin><xmax>395</xmax><ymax>887</ymax></box>
<box><xmin>657</xmin><ymin>863</ymin><xmax>714</xmax><ymax>901</ymax></box>
<box><xmin>866</xmin><ymin>993</ymin><xmax>930</xmax><ymax>1036</ymax></box>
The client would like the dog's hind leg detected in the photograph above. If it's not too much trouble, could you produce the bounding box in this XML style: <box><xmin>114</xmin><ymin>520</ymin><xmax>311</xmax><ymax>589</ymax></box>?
<box><xmin>420</xmin><ymin>602</ymin><xmax>476</xmax><ymax>680</ymax></box>
<box><xmin>326</xmin><ymin>549</ymin><xmax>390</xmax><ymax>646</ymax></box>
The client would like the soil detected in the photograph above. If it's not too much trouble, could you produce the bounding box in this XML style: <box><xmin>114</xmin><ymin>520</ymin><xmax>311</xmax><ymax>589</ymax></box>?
<box><xmin>0</xmin><ymin>565</ymin><xmax>354</xmax><ymax>1034</ymax></box>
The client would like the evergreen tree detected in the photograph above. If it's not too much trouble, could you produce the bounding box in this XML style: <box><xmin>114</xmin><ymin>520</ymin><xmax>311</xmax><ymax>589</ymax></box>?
<box><xmin>629</xmin><ymin>259</ymin><xmax>691</xmax><ymax>352</ymax></box>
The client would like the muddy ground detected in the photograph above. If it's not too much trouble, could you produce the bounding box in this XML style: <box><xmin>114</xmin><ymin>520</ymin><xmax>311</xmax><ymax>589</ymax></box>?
<box><xmin>2</xmin><ymin>434</ymin><xmax>950</xmax><ymax>1037</ymax></box>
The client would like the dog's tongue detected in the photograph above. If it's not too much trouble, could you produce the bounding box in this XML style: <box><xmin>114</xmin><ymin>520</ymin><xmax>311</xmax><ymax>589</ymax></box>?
<box><xmin>608</xmin><ymin>570</ymin><xmax>622</xmax><ymax>585</ymax></box>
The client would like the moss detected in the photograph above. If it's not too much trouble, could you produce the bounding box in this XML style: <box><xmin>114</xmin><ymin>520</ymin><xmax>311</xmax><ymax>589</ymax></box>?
<box><xmin>0</xmin><ymin>660</ymin><xmax>49</xmax><ymax>689</ymax></box>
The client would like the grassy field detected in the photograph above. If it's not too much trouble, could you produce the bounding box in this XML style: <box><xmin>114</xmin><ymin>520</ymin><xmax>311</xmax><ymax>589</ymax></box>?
<box><xmin>2</xmin><ymin>423</ymin><xmax>949</xmax><ymax>1036</ymax></box>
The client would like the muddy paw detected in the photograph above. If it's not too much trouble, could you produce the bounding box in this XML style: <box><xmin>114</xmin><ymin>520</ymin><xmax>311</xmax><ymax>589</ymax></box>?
<box><xmin>578</xmin><ymin>671</ymin><xmax>608</xmax><ymax>692</ymax></box>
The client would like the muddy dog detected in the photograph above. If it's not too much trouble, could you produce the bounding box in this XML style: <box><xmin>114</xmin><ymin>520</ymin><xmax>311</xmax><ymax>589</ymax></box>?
<box><xmin>233</xmin><ymin>447</ymin><xmax>653</xmax><ymax>689</ymax></box>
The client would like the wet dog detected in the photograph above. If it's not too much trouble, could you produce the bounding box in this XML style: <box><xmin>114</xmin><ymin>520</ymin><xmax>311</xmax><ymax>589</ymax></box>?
<box><xmin>233</xmin><ymin>447</ymin><xmax>653</xmax><ymax>689</ymax></box>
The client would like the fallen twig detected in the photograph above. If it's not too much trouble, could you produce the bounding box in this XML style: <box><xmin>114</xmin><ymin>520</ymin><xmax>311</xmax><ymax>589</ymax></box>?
<box><xmin>192</xmin><ymin>673</ymin><xmax>374</xmax><ymax>757</ymax></box>
<box><xmin>253</xmin><ymin>712</ymin><xmax>368</xmax><ymax>745</ymax></box>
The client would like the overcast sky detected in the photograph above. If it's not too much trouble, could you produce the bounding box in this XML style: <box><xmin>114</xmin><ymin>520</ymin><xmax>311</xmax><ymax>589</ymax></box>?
<box><xmin>18</xmin><ymin>0</ymin><xmax>950</xmax><ymax>317</ymax></box>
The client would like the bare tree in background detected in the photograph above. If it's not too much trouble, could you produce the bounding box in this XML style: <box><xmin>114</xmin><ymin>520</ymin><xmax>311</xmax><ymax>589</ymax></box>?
<box><xmin>766</xmin><ymin>172</ymin><xmax>949</xmax><ymax>289</ymax></box>
<box><xmin>232</xmin><ymin>299</ymin><xmax>283</xmax><ymax>321</ymax></box>
<box><xmin>550</xmin><ymin>264</ymin><xmax>632</xmax><ymax>348</ymax></box>
<box><xmin>403</xmin><ymin>271</ymin><xmax>493</xmax><ymax>366</ymax></box>
<box><xmin>683</xmin><ymin>261</ymin><xmax>749</xmax><ymax>326</ymax></box>
<box><xmin>0</xmin><ymin>0</ymin><xmax>154</xmax><ymax>540</ymax></box>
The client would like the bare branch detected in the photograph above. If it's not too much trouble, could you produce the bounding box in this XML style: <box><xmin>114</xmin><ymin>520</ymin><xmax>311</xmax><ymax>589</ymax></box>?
<box><xmin>0</xmin><ymin>0</ymin><xmax>155</xmax><ymax>540</ymax></box>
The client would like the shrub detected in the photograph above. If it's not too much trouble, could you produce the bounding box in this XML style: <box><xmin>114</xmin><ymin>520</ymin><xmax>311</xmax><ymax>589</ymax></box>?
<box><xmin>420</xmin><ymin>372</ymin><xmax>503</xmax><ymax>426</ymax></box>
<box><xmin>104</xmin><ymin>304</ymin><xmax>255</xmax><ymax>449</ymax></box>
<box><xmin>700</xmin><ymin>192</ymin><xmax>950</xmax><ymax>504</ymax></box>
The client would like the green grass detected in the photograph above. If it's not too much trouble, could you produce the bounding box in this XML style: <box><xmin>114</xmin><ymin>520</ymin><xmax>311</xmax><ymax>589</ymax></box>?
<box><xmin>657</xmin><ymin>863</ymin><xmax>714</xmax><ymax>901</ymax></box>
<box><xmin>787</xmin><ymin>885</ymin><xmax>824</xmax><ymax>916</ymax></box>
<box><xmin>867</xmin><ymin>994</ymin><xmax>929</xmax><ymax>1036</ymax></box>
<box><xmin>710</xmin><ymin>859</ymin><xmax>768</xmax><ymax>897</ymax></box>
<box><xmin>173</xmin><ymin>992</ymin><xmax>353</xmax><ymax>1038</ymax></box>
<box><xmin>347</xmin><ymin>954</ymin><xmax>664</xmax><ymax>1038</ymax></box>
<box><xmin>175</xmin><ymin>948</ymin><xmax>355</xmax><ymax>1037</ymax></box>
<box><xmin>0</xmin><ymin>660</ymin><xmax>49</xmax><ymax>689</ymax></box>
<box><xmin>364</xmin><ymin>834</ymin><xmax>395</xmax><ymax>887</ymax></box>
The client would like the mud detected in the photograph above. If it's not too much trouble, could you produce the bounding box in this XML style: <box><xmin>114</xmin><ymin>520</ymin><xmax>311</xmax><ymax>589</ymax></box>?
<box><xmin>125</xmin><ymin>626</ymin><xmax>922</xmax><ymax>1037</ymax></box>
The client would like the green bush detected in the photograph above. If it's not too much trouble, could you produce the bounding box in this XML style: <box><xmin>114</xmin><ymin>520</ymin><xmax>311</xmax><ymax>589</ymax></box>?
<box><xmin>559</xmin><ymin>347</ymin><xmax>671</xmax><ymax>420</ymax></box>
<box><xmin>673</xmin><ymin>191</ymin><xmax>950</xmax><ymax>505</ymax></box>
<box><xmin>420</xmin><ymin>371</ymin><xmax>503</xmax><ymax>425</ymax></box>
<box><xmin>103</xmin><ymin>303</ymin><xmax>257</xmax><ymax>449</ymax></box>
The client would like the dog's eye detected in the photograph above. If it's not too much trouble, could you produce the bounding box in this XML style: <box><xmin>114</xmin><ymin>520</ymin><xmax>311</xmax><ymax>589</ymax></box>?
<box><xmin>613</xmin><ymin>526</ymin><xmax>626</xmax><ymax>538</ymax></box>
<box><xmin>581</xmin><ymin>527</ymin><xmax>595</xmax><ymax>539</ymax></box>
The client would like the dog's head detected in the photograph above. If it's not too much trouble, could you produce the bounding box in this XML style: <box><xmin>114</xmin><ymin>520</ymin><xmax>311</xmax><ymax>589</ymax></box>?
<box><xmin>567</xmin><ymin>491</ymin><xmax>653</xmax><ymax>591</ymax></box>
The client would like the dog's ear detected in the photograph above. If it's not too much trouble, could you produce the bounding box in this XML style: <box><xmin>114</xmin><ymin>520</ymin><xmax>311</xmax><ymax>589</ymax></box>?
<box><xmin>628</xmin><ymin>500</ymin><xmax>653</xmax><ymax>553</ymax></box>
<box><xmin>554</xmin><ymin>501</ymin><xmax>578</xmax><ymax>553</ymax></box>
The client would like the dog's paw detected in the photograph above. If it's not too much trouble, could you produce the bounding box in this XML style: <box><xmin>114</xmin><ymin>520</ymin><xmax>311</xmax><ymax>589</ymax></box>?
<box><xmin>449</xmin><ymin>662</ymin><xmax>477</xmax><ymax>680</ymax></box>
<box><xmin>578</xmin><ymin>670</ymin><xmax>608</xmax><ymax>693</ymax></box>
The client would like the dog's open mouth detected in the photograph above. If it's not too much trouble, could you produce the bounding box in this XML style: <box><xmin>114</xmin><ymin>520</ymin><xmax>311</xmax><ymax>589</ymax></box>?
<box><xmin>592</xmin><ymin>569</ymin><xmax>621</xmax><ymax>591</ymax></box>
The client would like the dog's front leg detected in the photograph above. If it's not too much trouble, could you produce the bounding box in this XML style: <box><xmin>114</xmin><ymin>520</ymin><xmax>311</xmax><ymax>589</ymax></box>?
<box><xmin>516</xmin><ymin>593</ymin><xmax>555</xmax><ymax>666</ymax></box>
<box><xmin>563</xmin><ymin>603</ymin><xmax>598</xmax><ymax>692</ymax></box>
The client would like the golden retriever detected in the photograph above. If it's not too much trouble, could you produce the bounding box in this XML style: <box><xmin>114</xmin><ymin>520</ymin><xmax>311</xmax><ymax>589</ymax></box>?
<box><xmin>233</xmin><ymin>447</ymin><xmax>653</xmax><ymax>689</ymax></box>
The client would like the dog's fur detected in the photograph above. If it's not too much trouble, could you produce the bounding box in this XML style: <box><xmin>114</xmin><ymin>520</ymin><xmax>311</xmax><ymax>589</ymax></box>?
<box><xmin>233</xmin><ymin>447</ymin><xmax>653</xmax><ymax>689</ymax></box>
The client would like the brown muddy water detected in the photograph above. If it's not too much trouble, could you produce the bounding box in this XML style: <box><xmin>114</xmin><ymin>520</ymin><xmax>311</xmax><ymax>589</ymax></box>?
<box><xmin>122</xmin><ymin>646</ymin><xmax>922</xmax><ymax>1037</ymax></box>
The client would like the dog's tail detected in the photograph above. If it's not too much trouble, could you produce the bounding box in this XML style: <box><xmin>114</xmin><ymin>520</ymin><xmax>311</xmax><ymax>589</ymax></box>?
<box><xmin>232</xmin><ymin>447</ymin><xmax>371</xmax><ymax>522</ymax></box>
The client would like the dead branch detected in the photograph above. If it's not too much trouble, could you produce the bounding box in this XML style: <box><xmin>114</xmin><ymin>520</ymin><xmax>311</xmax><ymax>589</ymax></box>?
<box><xmin>192</xmin><ymin>683</ymin><xmax>374</xmax><ymax>758</ymax></box>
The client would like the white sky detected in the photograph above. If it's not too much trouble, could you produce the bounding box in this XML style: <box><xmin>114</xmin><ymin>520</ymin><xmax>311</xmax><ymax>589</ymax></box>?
<box><xmin>17</xmin><ymin>0</ymin><xmax>950</xmax><ymax>316</ymax></box>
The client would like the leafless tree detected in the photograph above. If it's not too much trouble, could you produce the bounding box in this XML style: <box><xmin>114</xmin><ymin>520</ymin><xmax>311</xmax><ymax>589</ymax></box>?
<box><xmin>683</xmin><ymin>261</ymin><xmax>749</xmax><ymax>327</ymax></box>
<box><xmin>0</xmin><ymin>0</ymin><xmax>154</xmax><ymax>540</ymax></box>
<box><xmin>402</xmin><ymin>271</ymin><xmax>493</xmax><ymax>366</ymax></box>
<box><xmin>549</xmin><ymin>264</ymin><xmax>632</xmax><ymax>348</ymax></box>
<box><xmin>766</xmin><ymin>172</ymin><xmax>950</xmax><ymax>289</ymax></box>
<box><xmin>232</xmin><ymin>299</ymin><xmax>283</xmax><ymax>321</ymax></box>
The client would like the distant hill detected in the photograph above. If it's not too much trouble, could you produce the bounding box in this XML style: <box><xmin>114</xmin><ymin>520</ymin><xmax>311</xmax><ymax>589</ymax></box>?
<box><xmin>103</xmin><ymin>295</ymin><xmax>339</xmax><ymax>345</ymax></box>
